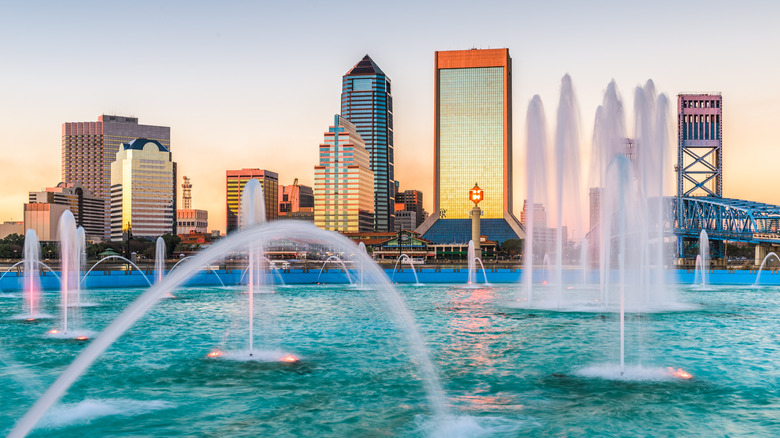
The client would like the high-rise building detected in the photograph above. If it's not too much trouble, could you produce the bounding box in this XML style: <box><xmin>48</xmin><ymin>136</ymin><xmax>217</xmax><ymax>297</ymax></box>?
<box><xmin>110</xmin><ymin>139</ymin><xmax>175</xmax><ymax>240</ymax></box>
<box><xmin>417</xmin><ymin>48</ymin><xmax>523</xmax><ymax>244</ymax></box>
<box><xmin>341</xmin><ymin>55</ymin><xmax>394</xmax><ymax>231</ymax></box>
<box><xmin>677</xmin><ymin>94</ymin><xmax>722</xmax><ymax>198</ymax></box>
<box><xmin>588</xmin><ymin>188</ymin><xmax>603</xmax><ymax>232</ymax></box>
<box><xmin>314</xmin><ymin>115</ymin><xmax>374</xmax><ymax>232</ymax></box>
<box><xmin>62</xmin><ymin>115</ymin><xmax>170</xmax><ymax>239</ymax></box>
<box><xmin>225</xmin><ymin>169</ymin><xmax>279</xmax><ymax>232</ymax></box>
<box><xmin>395</xmin><ymin>189</ymin><xmax>425</xmax><ymax>228</ymax></box>
<box><xmin>279</xmin><ymin>180</ymin><xmax>314</xmax><ymax>222</ymax></box>
<box><xmin>26</xmin><ymin>182</ymin><xmax>104</xmax><ymax>240</ymax></box>
<box><xmin>176</xmin><ymin>176</ymin><xmax>208</xmax><ymax>234</ymax></box>
<box><xmin>520</xmin><ymin>200</ymin><xmax>547</xmax><ymax>230</ymax></box>
<box><xmin>182</xmin><ymin>176</ymin><xmax>193</xmax><ymax>210</ymax></box>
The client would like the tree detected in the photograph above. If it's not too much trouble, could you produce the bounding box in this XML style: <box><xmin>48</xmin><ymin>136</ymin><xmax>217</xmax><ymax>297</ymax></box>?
<box><xmin>2</xmin><ymin>233</ymin><xmax>25</xmax><ymax>247</ymax></box>
<box><xmin>501</xmin><ymin>238</ymin><xmax>524</xmax><ymax>256</ymax></box>
<box><xmin>161</xmin><ymin>234</ymin><xmax>182</xmax><ymax>258</ymax></box>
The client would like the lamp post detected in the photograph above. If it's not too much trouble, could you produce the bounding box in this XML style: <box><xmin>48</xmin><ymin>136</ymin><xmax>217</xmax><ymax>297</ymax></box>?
<box><xmin>470</xmin><ymin>183</ymin><xmax>483</xmax><ymax>256</ymax></box>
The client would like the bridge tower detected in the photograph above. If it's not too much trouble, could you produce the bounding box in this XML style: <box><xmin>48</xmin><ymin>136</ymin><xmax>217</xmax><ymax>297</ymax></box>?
<box><xmin>676</xmin><ymin>93</ymin><xmax>723</xmax><ymax>258</ymax></box>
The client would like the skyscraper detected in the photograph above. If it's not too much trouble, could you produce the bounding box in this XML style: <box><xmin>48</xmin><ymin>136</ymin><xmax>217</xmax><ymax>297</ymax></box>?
<box><xmin>225</xmin><ymin>169</ymin><xmax>279</xmax><ymax>232</ymax></box>
<box><xmin>418</xmin><ymin>48</ymin><xmax>523</xmax><ymax>244</ymax></box>
<box><xmin>62</xmin><ymin>115</ymin><xmax>170</xmax><ymax>239</ymax></box>
<box><xmin>314</xmin><ymin>115</ymin><xmax>374</xmax><ymax>232</ymax></box>
<box><xmin>341</xmin><ymin>55</ymin><xmax>394</xmax><ymax>232</ymax></box>
<box><xmin>110</xmin><ymin>139</ymin><xmax>175</xmax><ymax>240</ymax></box>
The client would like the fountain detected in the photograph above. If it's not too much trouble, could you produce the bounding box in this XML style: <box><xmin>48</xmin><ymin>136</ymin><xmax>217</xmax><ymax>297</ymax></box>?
<box><xmin>552</xmin><ymin>74</ymin><xmax>584</xmax><ymax>305</ymax></box>
<box><xmin>464</xmin><ymin>241</ymin><xmax>489</xmax><ymax>288</ymax></box>
<box><xmin>694</xmin><ymin>229</ymin><xmax>711</xmax><ymax>289</ymax></box>
<box><xmin>49</xmin><ymin>211</ymin><xmax>92</xmax><ymax>339</ymax></box>
<box><xmin>155</xmin><ymin>237</ymin><xmax>166</xmax><ymax>284</ymax></box>
<box><xmin>168</xmin><ymin>256</ymin><xmax>226</xmax><ymax>287</ymax></box>
<box><xmin>522</xmin><ymin>94</ymin><xmax>550</xmax><ymax>303</ymax></box>
<box><xmin>21</xmin><ymin>229</ymin><xmax>44</xmax><ymax>320</ymax></box>
<box><xmin>239</xmin><ymin>178</ymin><xmax>265</xmax><ymax>358</ymax></box>
<box><xmin>8</xmin><ymin>221</ymin><xmax>452</xmax><ymax>437</ymax></box>
<box><xmin>753</xmin><ymin>252</ymin><xmax>780</xmax><ymax>286</ymax></box>
<box><xmin>467</xmin><ymin>240</ymin><xmax>476</xmax><ymax>286</ymax></box>
<box><xmin>81</xmin><ymin>256</ymin><xmax>152</xmax><ymax>287</ymax></box>
<box><xmin>391</xmin><ymin>253</ymin><xmax>421</xmax><ymax>285</ymax></box>
<box><xmin>316</xmin><ymin>255</ymin><xmax>355</xmax><ymax>285</ymax></box>
<box><xmin>513</xmin><ymin>77</ymin><xmax>687</xmax><ymax>380</ymax></box>
<box><xmin>357</xmin><ymin>241</ymin><xmax>367</xmax><ymax>288</ymax></box>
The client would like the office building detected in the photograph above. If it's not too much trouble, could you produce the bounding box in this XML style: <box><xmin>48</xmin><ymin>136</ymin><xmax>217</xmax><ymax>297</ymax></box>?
<box><xmin>23</xmin><ymin>203</ymin><xmax>68</xmax><ymax>242</ymax></box>
<box><xmin>110</xmin><ymin>139</ymin><xmax>175</xmax><ymax>240</ymax></box>
<box><xmin>177</xmin><ymin>209</ymin><xmax>208</xmax><ymax>234</ymax></box>
<box><xmin>279</xmin><ymin>180</ymin><xmax>314</xmax><ymax>222</ymax></box>
<box><xmin>62</xmin><ymin>115</ymin><xmax>170</xmax><ymax>239</ymax></box>
<box><xmin>417</xmin><ymin>48</ymin><xmax>523</xmax><ymax>244</ymax></box>
<box><xmin>26</xmin><ymin>182</ymin><xmax>104</xmax><ymax>240</ymax></box>
<box><xmin>314</xmin><ymin>115</ymin><xmax>374</xmax><ymax>232</ymax></box>
<box><xmin>177</xmin><ymin>176</ymin><xmax>208</xmax><ymax>234</ymax></box>
<box><xmin>226</xmin><ymin>169</ymin><xmax>279</xmax><ymax>232</ymax></box>
<box><xmin>394</xmin><ymin>210</ymin><xmax>417</xmax><ymax>232</ymax></box>
<box><xmin>341</xmin><ymin>55</ymin><xmax>394</xmax><ymax>231</ymax></box>
<box><xmin>395</xmin><ymin>189</ymin><xmax>425</xmax><ymax>228</ymax></box>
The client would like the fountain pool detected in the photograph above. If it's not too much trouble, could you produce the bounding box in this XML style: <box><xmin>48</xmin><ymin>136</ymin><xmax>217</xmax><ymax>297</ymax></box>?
<box><xmin>1</xmin><ymin>283</ymin><xmax>778</xmax><ymax>436</ymax></box>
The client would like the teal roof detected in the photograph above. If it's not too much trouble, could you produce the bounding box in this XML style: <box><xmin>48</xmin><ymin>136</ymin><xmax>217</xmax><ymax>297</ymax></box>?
<box><xmin>121</xmin><ymin>138</ymin><xmax>169</xmax><ymax>152</ymax></box>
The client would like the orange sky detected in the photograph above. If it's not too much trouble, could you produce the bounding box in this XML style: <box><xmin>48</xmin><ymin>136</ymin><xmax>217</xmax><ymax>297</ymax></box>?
<box><xmin>1</xmin><ymin>1</ymin><xmax>778</xmax><ymax>233</ymax></box>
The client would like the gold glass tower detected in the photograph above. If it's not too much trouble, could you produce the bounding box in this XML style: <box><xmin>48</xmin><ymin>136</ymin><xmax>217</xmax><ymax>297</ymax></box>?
<box><xmin>435</xmin><ymin>48</ymin><xmax>512</xmax><ymax>220</ymax></box>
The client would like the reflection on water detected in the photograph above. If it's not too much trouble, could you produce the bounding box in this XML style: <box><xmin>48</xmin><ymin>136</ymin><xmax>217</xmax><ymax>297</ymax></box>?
<box><xmin>0</xmin><ymin>284</ymin><xmax>778</xmax><ymax>436</ymax></box>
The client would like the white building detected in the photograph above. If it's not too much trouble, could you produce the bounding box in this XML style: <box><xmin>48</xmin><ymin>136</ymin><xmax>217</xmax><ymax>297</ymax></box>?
<box><xmin>110</xmin><ymin>139</ymin><xmax>175</xmax><ymax>241</ymax></box>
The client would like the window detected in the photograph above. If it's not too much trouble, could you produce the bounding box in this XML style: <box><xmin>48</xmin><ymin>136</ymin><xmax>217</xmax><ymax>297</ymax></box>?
<box><xmin>353</xmin><ymin>78</ymin><xmax>372</xmax><ymax>91</ymax></box>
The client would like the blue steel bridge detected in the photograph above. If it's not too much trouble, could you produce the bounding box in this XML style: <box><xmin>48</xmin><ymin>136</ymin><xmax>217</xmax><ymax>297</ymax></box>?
<box><xmin>672</xmin><ymin>196</ymin><xmax>780</xmax><ymax>256</ymax></box>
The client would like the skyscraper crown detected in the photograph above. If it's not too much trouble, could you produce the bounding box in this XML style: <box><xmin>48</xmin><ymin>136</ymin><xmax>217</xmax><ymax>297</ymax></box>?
<box><xmin>345</xmin><ymin>54</ymin><xmax>385</xmax><ymax>76</ymax></box>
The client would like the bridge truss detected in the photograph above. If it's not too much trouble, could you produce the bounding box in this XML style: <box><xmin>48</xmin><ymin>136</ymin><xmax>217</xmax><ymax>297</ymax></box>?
<box><xmin>672</xmin><ymin>196</ymin><xmax>780</xmax><ymax>256</ymax></box>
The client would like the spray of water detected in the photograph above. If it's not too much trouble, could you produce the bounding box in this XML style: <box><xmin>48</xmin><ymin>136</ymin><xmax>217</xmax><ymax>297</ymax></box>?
<box><xmin>8</xmin><ymin>221</ymin><xmax>450</xmax><ymax>437</ymax></box>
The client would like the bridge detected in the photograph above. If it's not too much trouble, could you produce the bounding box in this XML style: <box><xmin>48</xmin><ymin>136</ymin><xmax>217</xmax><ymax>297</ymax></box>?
<box><xmin>672</xmin><ymin>196</ymin><xmax>780</xmax><ymax>257</ymax></box>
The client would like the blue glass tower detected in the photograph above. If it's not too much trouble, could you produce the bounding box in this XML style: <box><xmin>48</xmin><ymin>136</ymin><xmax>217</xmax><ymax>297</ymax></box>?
<box><xmin>341</xmin><ymin>55</ymin><xmax>394</xmax><ymax>232</ymax></box>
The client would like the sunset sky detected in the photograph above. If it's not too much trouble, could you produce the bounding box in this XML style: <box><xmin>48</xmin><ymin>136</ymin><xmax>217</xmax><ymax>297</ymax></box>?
<box><xmin>1</xmin><ymin>0</ymin><xmax>778</xmax><ymax>232</ymax></box>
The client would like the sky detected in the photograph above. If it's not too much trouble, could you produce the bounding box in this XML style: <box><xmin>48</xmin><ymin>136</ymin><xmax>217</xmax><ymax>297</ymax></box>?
<box><xmin>1</xmin><ymin>0</ymin><xmax>779</xmax><ymax>233</ymax></box>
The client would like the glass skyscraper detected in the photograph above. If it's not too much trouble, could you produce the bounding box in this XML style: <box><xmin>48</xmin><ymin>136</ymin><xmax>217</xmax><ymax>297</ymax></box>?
<box><xmin>419</xmin><ymin>48</ymin><xmax>524</xmax><ymax>245</ymax></box>
<box><xmin>435</xmin><ymin>49</ymin><xmax>512</xmax><ymax>219</ymax></box>
<box><xmin>341</xmin><ymin>55</ymin><xmax>394</xmax><ymax>232</ymax></box>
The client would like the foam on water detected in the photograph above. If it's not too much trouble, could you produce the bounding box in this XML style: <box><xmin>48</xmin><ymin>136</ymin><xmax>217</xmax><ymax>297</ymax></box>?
<box><xmin>44</xmin><ymin>329</ymin><xmax>96</xmax><ymax>340</ymax></box>
<box><xmin>419</xmin><ymin>414</ymin><xmax>530</xmax><ymax>437</ymax></box>
<box><xmin>38</xmin><ymin>399</ymin><xmax>175</xmax><ymax>428</ymax></box>
<box><xmin>213</xmin><ymin>349</ymin><xmax>299</xmax><ymax>363</ymax></box>
<box><xmin>9</xmin><ymin>313</ymin><xmax>54</xmax><ymax>321</ymax></box>
<box><xmin>575</xmin><ymin>364</ymin><xmax>692</xmax><ymax>382</ymax></box>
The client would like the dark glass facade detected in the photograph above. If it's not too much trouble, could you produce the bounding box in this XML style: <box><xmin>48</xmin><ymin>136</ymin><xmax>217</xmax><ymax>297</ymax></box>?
<box><xmin>341</xmin><ymin>55</ymin><xmax>394</xmax><ymax>232</ymax></box>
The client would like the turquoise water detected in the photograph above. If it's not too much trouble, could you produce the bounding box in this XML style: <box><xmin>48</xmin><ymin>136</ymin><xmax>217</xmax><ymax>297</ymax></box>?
<box><xmin>1</xmin><ymin>284</ymin><xmax>779</xmax><ymax>436</ymax></box>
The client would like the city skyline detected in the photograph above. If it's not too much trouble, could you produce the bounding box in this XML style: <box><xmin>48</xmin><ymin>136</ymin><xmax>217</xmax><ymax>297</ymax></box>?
<box><xmin>1</xmin><ymin>1</ymin><xmax>779</xmax><ymax>232</ymax></box>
